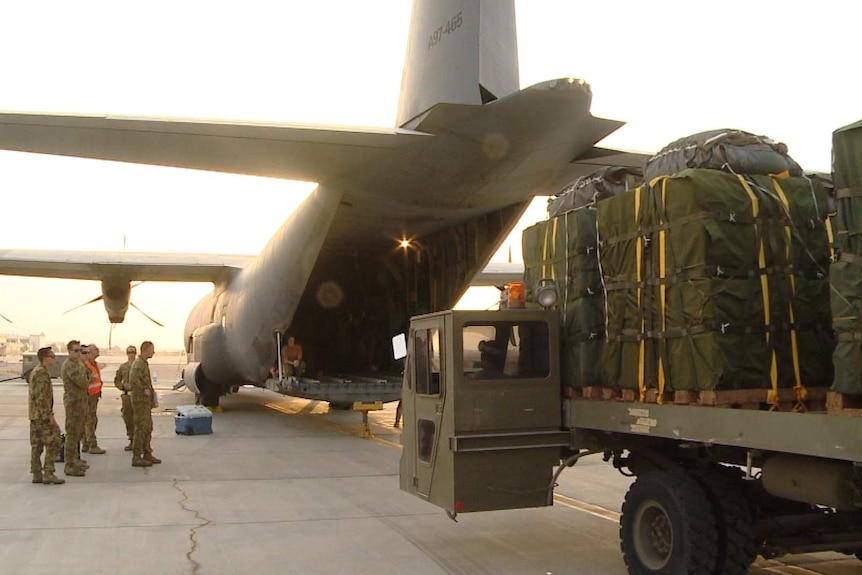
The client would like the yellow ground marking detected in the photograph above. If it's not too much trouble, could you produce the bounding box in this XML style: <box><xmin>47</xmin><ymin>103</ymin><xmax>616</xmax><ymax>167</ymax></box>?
<box><xmin>552</xmin><ymin>493</ymin><xmax>620</xmax><ymax>522</ymax></box>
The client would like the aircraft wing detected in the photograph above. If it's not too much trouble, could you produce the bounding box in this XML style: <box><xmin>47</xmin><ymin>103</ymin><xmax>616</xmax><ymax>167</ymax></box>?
<box><xmin>0</xmin><ymin>249</ymin><xmax>253</xmax><ymax>282</ymax></box>
<box><xmin>0</xmin><ymin>248</ymin><xmax>521</xmax><ymax>285</ymax></box>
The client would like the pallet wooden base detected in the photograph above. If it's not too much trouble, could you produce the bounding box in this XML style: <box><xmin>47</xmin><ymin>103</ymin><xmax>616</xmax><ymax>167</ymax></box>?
<box><xmin>827</xmin><ymin>391</ymin><xmax>862</xmax><ymax>416</ymax></box>
<box><xmin>573</xmin><ymin>386</ymin><xmax>830</xmax><ymax>412</ymax></box>
<box><xmin>581</xmin><ymin>386</ymin><xmax>620</xmax><ymax>400</ymax></box>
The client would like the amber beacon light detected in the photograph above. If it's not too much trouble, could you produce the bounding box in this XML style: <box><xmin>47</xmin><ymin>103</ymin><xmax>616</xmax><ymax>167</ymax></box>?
<box><xmin>506</xmin><ymin>282</ymin><xmax>526</xmax><ymax>308</ymax></box>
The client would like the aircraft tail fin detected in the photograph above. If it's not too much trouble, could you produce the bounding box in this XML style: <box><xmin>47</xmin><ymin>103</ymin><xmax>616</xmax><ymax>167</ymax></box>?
<box><xmin>397</xmin><ymin>0</ymin><xmax>519</xmax><ymax>129</ymax></box>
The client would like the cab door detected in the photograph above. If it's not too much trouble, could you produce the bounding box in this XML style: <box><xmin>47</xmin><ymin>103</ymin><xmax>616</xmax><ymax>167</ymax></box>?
<box><xmin>445</xmin><ymin>310</ymin><xmax>568</xmax><ymax>514</ymax></box>
<box><xmin>399</xmin><ymin>310</ymin><xmax>569</xmax><ymax>516</ymax></box>
<box><xmin>399</xmin><ymin>314</ymin><xmax>447</xmax><ymax>500</ymax></box>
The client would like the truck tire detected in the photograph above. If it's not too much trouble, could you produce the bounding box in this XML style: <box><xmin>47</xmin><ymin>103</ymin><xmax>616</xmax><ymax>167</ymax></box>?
<box><xmin>695</xmin><ymin>467</ymin><xmax>757</xmax><ymax>575</ymax></box>
<box><xmin>620</xmin><ymin>471</ymin><xmax>718</xmax><ymax>575</ymax></box>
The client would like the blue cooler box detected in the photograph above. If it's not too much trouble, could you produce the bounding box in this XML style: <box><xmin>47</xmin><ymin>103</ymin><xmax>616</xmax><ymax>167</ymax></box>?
<box><xmin>175</xmin><ymin>405</ymin><xmax>213</xmax><ymax>435</ymax></box>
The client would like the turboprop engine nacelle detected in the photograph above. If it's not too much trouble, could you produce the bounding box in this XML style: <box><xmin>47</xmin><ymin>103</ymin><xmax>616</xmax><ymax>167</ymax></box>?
<box><xmin>183</xmin><ymin>323</ymin><xmax>236</xmax><ymax>395</ymax></box>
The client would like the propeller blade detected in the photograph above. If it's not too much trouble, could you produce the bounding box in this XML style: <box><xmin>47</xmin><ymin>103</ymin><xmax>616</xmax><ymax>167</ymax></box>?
<box><xmin>129</xmin><ymin>301</ymin><xmax>164</xmax><ymax>327</ymax></box>
<box><xmin>63</xmin><ymin>294</ymin><xmax>104</xmax><ymax>315</ymax></box>
<box><xmin>108</xmin><ymin>323</ymin><xmax>115</xmax><ymax>349</ymax></box>
<box><xmin>0</xmin><ymin>312</ymin><xmax>11</xmax><ymax>322</ymax></box>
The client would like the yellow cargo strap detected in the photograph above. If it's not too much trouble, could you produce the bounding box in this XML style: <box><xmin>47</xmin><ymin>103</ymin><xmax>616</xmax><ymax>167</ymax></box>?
<box><xmin>552</xmin><ymin>216</ymin><xmax>558</xmax><ymax>284</ymax></box>
<box><xmin>656</xmin><ymin>179</ymin><xmax>668</xmax><ymax>404</ymax></box>
<box><xmin>541</xmin><ymin>220</ymin><xmax>550</xmax><ymax>281</ymax></box>
<box><xmin>825</xmin><ymin>214</ymin><xmax>836</xmax><ymax>262</ymax></box>
<box><xmin>771</xmin><ymin>178</ymin><xmax>806</xmax><ymax>410</ymax></box>
<box><xmin>737</xmin><ymin>175</ymin><xmax>779</xmax><ymax>406</ymax></box>
<box><xmin>541</xmin><ymin>217</ymin><xmax>559</xmax><ymax>286</ymax></box>
<box><xmin>634</xmin><ymin>186</ymin><xmax>646</xmax><ymax>403</ymax></box>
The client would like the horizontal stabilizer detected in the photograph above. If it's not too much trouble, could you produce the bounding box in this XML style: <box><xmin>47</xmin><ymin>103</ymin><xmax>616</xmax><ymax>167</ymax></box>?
<box><xmin>571</xmin><ymin>147</ymin><xmax>650</xmax><ymax>170</ymax></box>
<box><xmin>470</xmin><ymin>262</ymin><xmax>525</xmax><ymax>286</ymax></box>
<box><xmin>0</xmin><ymin>112</ymin><xmax>428</xmax><ymax>183</ymax></box>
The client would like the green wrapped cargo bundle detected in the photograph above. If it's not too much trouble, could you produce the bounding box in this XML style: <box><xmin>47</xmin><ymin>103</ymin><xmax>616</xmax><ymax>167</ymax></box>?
<box><xmin>831</xmin><ymin>119</ymin><xmax>862</xmax><ymax>394</ymax></box>
<box><xmin>599</xmin><ymin>169</ymin><xmax>832</xmax><ymax>394</ymax></box>
<box><xmin>833</xmin><ymin>119</ymin><xmax>862</xmax><ymax>254</ymax></box>
<box><xmin>523</xmin><ymin>207</ymin><xmax>604</xmax><ymax>388</ymax></box>
<box><xmin>644</xmin><ymin>129</ymin><xmax>803</xmax><ymax>182</ymax></box>
<box><xmin>548</xmin><ymin>166</ymin><xmax>642</xmax><ymax>217</ymax></box>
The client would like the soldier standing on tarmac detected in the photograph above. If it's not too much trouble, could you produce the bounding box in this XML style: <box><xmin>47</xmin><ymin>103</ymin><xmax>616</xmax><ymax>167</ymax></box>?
<box><xmin>28</xmin><ymin>347</ymin><xmax>65</xmax><ymax>485</ymax></box>
<box><xmin>113</xmin><ymin>345</ymin><xmax>137</xmax><ymax>451</ymax></box>
<box><xmin>129</xmin><ymin>341</ymin><xmax>161</xmax><ymax>467</ymax></box>
<box><xmin>82</xmin><ymin>344</ymin><xmax>106</xmax><ymax>454</ymax></box>
<box><xmin>61</xmin><ymin>340</ymin><xmax>89</xmax><ymax>477</ymax></box>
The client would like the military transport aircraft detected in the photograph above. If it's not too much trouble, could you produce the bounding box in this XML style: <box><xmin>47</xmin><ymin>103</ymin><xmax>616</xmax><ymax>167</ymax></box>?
<box><xmin>0</xmin><ymin>0</ymin><xmax>643</xmax><ymax>406</ymax></box>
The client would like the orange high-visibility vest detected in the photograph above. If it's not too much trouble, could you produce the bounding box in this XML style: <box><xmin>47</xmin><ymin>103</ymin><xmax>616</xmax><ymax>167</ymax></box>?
<box><xmin>85</xmin><ymin>360</ymin><xmax>103</xmax><ymax>396</ymax></box>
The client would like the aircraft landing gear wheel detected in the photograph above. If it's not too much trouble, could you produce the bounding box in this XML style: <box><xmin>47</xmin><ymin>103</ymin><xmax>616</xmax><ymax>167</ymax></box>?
<box><xmin>200</xmin><ymin>384</ymin><xmax>220</xmax><ymax>408</ymax></box>
<box><xmin>620</xmin><ymin>471</ymin><xmax>718</xmax><ymax>575</ymax></box>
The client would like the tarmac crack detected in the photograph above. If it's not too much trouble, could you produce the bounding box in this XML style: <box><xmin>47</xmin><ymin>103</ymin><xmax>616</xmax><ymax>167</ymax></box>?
<box><xmin>172</xmin><ymin>478</ymin><xmax>212</xmax><ymax>575</ymax></box>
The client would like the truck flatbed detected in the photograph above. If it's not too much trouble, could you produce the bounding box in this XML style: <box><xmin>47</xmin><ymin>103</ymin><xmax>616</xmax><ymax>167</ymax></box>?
<box><xmin>566</xmin><ymin>399</ymin><xmax>862</xmax><ymax>462</ymax></box>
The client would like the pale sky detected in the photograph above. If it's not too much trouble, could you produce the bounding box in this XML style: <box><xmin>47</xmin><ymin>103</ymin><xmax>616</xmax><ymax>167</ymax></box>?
<box><xmin>0</xmin><ymin>1</ymin><xmax>858</xmax><ymax>350</ymax></box>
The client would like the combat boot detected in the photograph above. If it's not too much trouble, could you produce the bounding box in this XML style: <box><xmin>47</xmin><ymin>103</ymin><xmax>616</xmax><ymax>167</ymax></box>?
<box><xmin>64</xmin><ymin>465</ymin><xmax>85</xmax><ymax>477</ymax></box>
<box><xmin>124</xmin><ymin>442</ymin><xmax>133</xmax><ymax>452</ymax></box>
<box><xmin>81</xmin><ymin>445</ymin><xmax>89</xmax><ymax>453</ymax></box>
<box><xmin>76</xmin><ymin>460</ymin><xmax>90</xmax><ymax>470</ymax></box>
<box><xmin>42</xmin><ymin>473</ymin><xmax>65</xmax><ymax>485</ymax></box>
<box><xmin>88</xmin><ymin>446</ymin><xmax>106</xmax><ymax>455</ymax></box>
<box><xmin>131</xmin><ymin>457</ymin><xmax>152</xmax><ymax>467</ymax></box>
<box><xmin>32</xmin><ymin>473</ymin><xmax>43</xmax><ymax>484</ymax></box>
<box><xmin>144</xmin><ymin>453</ymin><xmax>162</xmax><ymax>464</ymax></box>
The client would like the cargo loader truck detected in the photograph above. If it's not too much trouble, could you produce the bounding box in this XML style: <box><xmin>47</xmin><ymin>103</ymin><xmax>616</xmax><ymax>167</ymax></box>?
<box><xmin>398</xmin><ymin>304</ymin><xmax>862</xmax><ymax>575</ymax></box>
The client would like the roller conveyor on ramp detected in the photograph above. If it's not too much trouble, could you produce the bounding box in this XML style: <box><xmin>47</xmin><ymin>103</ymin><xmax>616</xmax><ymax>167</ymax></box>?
<box><xmin>263</xmin><ymin>373</ymin><xmax>401</xmax><ymax>417</ymax></box>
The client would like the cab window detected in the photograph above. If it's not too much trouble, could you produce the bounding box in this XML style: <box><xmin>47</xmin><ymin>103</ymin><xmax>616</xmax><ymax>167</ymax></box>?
<box><xmin>414</xmin><ymin>327</ymin><xmax>441</xmax><ymax>395</ymax></box>
<box><xmin>462</xmin><ymin>321</ymin><xmax>550</xmax><ymax>380</ymax></box>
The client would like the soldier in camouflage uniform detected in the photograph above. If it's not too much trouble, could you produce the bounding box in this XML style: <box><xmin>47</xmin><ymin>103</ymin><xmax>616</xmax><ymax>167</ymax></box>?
<box><xmin>113</xmin><ymin>345</ymin><xmax>137</xmax><ymax>451</ymax></box>
<box><xmin>61</xmin><ymin>340</ymin><xmax>90</xmax><ymax>477</ymax></box>
<box><xmin>130</xmin><ymin>341</ymin><xmax>161</xmax><ymax>467</ymax></box>
<box><xmin>29</xmin><ymin>347</ymin><xmax>65</xmax><ymax>485</ymax></box>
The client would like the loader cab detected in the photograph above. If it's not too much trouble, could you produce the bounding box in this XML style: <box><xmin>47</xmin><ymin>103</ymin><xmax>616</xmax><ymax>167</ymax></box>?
<box><xmin>399</xmin><ymin>309</ymin><xmax>568</xmax><ymax>516</ymax></box>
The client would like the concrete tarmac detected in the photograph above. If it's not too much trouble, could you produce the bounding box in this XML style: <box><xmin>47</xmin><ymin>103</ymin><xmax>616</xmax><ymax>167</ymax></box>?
<box><xmin>1</xmin><ymin>372</ymin><xmax>860</xmax><ymax>575</ymax></box>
